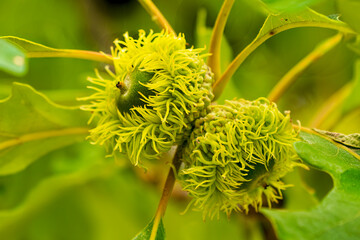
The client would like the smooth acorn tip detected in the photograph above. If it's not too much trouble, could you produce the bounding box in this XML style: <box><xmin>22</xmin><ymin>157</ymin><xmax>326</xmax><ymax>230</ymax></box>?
<box><xmin>115</xmin><ymin>68</ymin><xmax>155</xmax><ymax>113</ymax></box>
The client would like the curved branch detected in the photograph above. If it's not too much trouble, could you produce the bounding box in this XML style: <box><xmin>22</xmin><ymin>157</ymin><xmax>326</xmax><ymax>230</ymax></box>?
<box><xmin>149</xmin><ymin>146</ymin><xmax>182</xmax><ymax>240</ymax></box>
<box><xmin>212</xmin><ymin>10</ymin><xmax>355</xmax><ymax>100</ymax></box>
<box><xmin>207</xmin><ymin>0</ymin><xmax>235</xmax><ymax>81</ymax></box>
<box><xmin>138</xmin><ymin>0</ymin><xmax>175</xmax><ymax>35</ymax></box>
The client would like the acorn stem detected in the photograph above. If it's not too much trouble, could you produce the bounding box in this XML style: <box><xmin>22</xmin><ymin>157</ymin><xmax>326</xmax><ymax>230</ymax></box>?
<box><xmin>207</xmin><ymin>0</ymin><xmax>235</xmax><ymax>81</ymax></box>
<box><xmin>138</xmin><ymin>0</ymin><xmax>175</xmax><ymax>35</ymax></box>
<box><xmin>150</xmin><ymin>146</ymin><xmax>183</xmax><ymax>240</ymax></box>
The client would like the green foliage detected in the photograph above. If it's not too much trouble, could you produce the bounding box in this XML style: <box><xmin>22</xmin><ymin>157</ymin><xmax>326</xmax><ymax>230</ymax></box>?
<box><xmin>0</xmin><ymin>83</ymin><xmax>88</xmax><ymax>175</ymax></box>
<box><xmin>263</xmin><ymin>131</ymin><xmax>360</xmax><ymax>240</ymax></box>
<box><xmin>212</xmin><ymin>7</ymin><xmax>355</xmax><ymax>99</ymax></box>
<box><xmin>0</xmin><ymin>39</ymin><xmax>27</xmax><ymax>76</ymax></box>
<box><xmin>0</xmin><ymin>0</ymin><xmax>360</xmax><ymax>239</ymax></box>
<box><xmin>256</xmin><ymin>7</ymin><xmax>354</xmax><ymax>39</ymax></box>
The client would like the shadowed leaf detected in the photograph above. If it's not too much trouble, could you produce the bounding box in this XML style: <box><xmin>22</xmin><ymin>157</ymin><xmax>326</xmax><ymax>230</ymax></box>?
<box><xmin>0</xmin><ymin>83</ymin><xmax>89</xmax><ymax>175</ymax></box>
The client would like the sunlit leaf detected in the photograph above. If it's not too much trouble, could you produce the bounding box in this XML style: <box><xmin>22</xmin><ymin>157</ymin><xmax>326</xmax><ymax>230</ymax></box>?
<box><xmin>0</xmin><ymin>83</ymin><xmax>89</xmax><ymax>175</ymax></box>
<box><xmin>0</xmin><ymin>39</ymin><xmax>27</xmax><ymax>76</ymax></box>
<box><xmin>256</xmin><ymin>8</ymin><xmax>354</xmax><ymax>39</ymax></box>
<box><xmin>0</xmin><ymin>36</ymin><xmax>111</xmax><ymax>64</ymax></box>
<box><xmin>133</xmin><ymin>218</ymin><xmax>165</xmax><ymax>240</ymax></box>
<box><xmin>263</xmin><ymin>131</ymin><xmax>360</xmax><ymax>240</ymax></box>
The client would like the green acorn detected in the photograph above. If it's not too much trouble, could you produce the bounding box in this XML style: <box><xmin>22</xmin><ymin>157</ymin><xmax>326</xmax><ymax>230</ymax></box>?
<box><xmin>179</xmin><ymin>98</ymin><xmax>302</xmax><ymax>219</ymax></box>
<box><xmin>81</xmin><ymin>30</ymin><xmax>214</xmax><ymax>166</ymax></box>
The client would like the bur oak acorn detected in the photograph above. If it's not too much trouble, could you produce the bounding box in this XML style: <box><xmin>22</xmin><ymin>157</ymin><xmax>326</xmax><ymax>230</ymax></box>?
<box><xmin>82</xmin><ymin>30</ymin><xmax>214</xmax><ymax>166</ymax></box>
<box><xmin>179</xmin><ymin>98</ymin><xmax>303</xmax><ymax>219</ymax></box>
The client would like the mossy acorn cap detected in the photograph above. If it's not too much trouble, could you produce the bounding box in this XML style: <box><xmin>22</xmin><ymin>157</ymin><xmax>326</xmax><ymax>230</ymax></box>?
<box><xmin>81</xmin><ymin>30</ymin><xmax>214</xmax><ymax>166</ymax></box>
<box><xmin>180</xmin><ymin>98</ymin><xmax>303</xmax><ymax>219</ymax></box>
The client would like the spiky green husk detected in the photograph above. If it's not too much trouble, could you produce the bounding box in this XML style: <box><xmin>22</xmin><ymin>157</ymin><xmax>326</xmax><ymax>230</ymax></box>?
<box><xmin>81</xmin><ymin>30</ymin><xmax>214</xmax><ymax>166</ymax></box>
<box><xmin>179</xmin><ymin>98</ymin><xmax>301</xmax><ymax>219</ymax></box>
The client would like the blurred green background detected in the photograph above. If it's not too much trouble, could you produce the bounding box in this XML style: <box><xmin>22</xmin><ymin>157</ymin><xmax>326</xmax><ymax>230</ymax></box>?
<box><xmin>0</xmin><ymin>0</ymin><xmax>359</xmax><ymax>239</ymax></box>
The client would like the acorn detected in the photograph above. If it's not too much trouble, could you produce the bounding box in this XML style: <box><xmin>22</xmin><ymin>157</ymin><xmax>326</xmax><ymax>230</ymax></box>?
<box><xmin>179</xmin><ymin>98</ymin><xmax>302</xmax><ymax>219</ymax></box>
<box><xmin>81</xmin><ymin>30</ymin><xmax>214</xmax><ymax>166</ymax></box>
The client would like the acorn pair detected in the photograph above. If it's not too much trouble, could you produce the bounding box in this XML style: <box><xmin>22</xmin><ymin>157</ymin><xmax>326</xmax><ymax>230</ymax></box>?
<box><xmin>82</xmin><ymin>31</ymin><xmax>301</xmax><ymax>218</ymax></box>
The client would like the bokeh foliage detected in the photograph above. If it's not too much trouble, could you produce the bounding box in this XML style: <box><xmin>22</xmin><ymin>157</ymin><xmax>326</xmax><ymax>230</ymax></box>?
<box><xmin>0</xmin><ymin>0</ymin><xmax>359</xmax><ymax>239</ymax></box>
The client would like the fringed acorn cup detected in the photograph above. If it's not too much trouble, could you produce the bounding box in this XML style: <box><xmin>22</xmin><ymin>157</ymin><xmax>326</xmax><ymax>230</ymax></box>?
<box><xmin>81</xmin><ymin>30</ymin><xmax>214</xmax><ymax>166</ymax></box>
<box><xmin>179</xmin><ymin>98</ymin><xmax>303</xmax><ymax>219</ymax></box>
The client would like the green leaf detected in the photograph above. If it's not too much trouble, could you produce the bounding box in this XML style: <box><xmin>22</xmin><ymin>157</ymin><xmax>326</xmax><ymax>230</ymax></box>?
<box><xmin>0</xmin><ymin>39</ymin><xmax>27</xmax><ymax>76</ymax></box>
<box><xmin>338</xmin><ymin>0</ymin><xmax>360</xmax><ymax>34</ymax></box>
<box><xmin>262</xmin><ymin>131</ymin><xmax>360</xmax><ymax>240</ymax></box>
<box><xmin>256</xmin><ymin>8</ymin><xmax>354</xmax><ymax>39</ymax></box>
<box><xmin>132</xmin><ymin>218</ymin><xmax>165</xmax><ymax>240</ymax></box>
<box><xmin>0</xmin><ymin>82</ymin><xmax>89</xmax><ymax>175</ymax></box>
<box><xmin>0</xmin><ymin>36</ymin><xmax>111</xmax><ymax>64</ymax></box>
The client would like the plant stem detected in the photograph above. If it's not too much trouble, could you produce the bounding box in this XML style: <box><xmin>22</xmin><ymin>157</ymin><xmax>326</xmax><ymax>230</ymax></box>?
<box><xmin>309</xmin><ymin>82</ymin><xmax>352</xmax><ymax>129</ymax></box>
<box><xmin>149</xmin><ymin>146</ymin><xmax>183</xmax><ymax>240</ymax></box>
<box><xmin>27</xmin><ymin>49</ymin><xmax>113</xmax><ymax>64</ymax></box>
<box><xmin>207</xmin><ymin>0</ymin><xmax>235</xmax><ymax>81</ymax></box>
<box><xmin>212</xmin><ymin>17</ymin><xmax>354</xmax><ymax>100</ymax></box>
<box><xmin>138</xmin><ymin>0</ymin><xmax>175</xmax><ymax>35</ymax></box>
<box><xmin>268</xmin><ymin>33</ymin><xmax>343</xmax><ymax>102</ymax></box>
